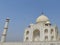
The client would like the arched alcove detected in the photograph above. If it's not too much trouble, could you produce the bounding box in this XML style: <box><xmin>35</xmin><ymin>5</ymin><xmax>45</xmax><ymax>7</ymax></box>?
<box><xmin>51</xmin><ymin>29</ymin><xmax>54</xmax><ymax>34</ymax></box>
<box><xmin>26</xmin><ymin>31</ymin><xmax>29</xmax><ymax>35</ymax></box>
<box><xmin>33</xmin><ymin>29</ymin><xmax>40</xmax><ymax>41</ymax></box>
<box><xmin>44</xmin><ymin>29</ymin><xmax>48</xmax><ymax>33</ymax></box>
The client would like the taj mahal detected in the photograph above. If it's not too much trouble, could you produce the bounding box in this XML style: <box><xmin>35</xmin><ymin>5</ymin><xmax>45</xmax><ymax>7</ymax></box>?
<box><xmin>0</xmin><ymin>13</ymin><xmax>60</xmax><ymax>45</ymax></box>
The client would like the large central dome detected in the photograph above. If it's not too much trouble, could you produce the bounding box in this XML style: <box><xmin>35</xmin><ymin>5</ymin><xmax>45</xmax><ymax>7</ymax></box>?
<box><xmin>36</xmin><ymin>14</ymin><xmax>49</xmax><ymax>23</ymax></box>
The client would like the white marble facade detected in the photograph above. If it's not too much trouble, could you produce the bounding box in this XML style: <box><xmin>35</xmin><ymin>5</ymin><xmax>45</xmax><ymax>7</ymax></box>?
<box><xmin>24</xmin><ymin>14</ymin><xmax>59</xmax><ymax>42</ymax></box>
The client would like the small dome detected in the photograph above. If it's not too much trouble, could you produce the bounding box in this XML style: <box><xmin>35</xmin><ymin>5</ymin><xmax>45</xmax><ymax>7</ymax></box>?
<box><xmin>36</xmin><ymin>14</ymin><xmax>49</xmax><ymax>23</ymax></box>
<box><xmin>46</xmin><ymin>21</ymin><xmax>50</xmax><ymax>24</ymax></box>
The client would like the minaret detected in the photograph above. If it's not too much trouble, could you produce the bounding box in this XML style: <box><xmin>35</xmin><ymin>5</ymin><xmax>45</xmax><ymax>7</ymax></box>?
<box><xmin>1</xmin><ymin>18</ymin><xmax>10</xmax><ymax>42</ymax></box>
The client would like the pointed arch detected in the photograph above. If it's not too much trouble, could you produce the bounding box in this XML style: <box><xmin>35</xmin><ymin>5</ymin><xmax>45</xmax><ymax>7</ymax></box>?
<box><xmin>33</xmin><ymin>29</ymin><xmax>40</xmax><ymax>41</ymax></box>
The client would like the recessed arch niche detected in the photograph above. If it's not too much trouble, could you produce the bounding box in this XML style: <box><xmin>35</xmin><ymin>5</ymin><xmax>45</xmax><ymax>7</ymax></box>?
<box><xmin>33</xmin><ymin>29</ymin><xmax>40</xmax><ymax>41</ymax></box>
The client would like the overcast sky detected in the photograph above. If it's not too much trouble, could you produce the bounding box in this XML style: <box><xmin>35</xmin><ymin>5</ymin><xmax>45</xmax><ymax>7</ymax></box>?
<box><xmin>0</xmin><ymin>0</ymin><xmax>60</xmax><ymax>42</ymax></box>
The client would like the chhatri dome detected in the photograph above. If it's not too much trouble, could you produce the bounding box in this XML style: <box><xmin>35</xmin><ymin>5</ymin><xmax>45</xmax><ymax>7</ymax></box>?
<box><xmin>36</xmin><ymin>13</ymin><xmax>49</xmax><ymax>23</ymax></box>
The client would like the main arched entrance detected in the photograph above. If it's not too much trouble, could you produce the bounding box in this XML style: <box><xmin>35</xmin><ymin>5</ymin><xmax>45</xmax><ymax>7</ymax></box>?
<box><xmin>33</xmin><ymin>29</ymin><xmax>40</xmax><ymax>41</ymax></box>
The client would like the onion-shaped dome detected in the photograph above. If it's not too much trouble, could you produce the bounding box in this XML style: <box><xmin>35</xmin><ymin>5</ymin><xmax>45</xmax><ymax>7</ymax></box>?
<box><xmin>36</xmin><ymin>14</ymin><xmax>49</xmax><ymax>23</ymax></box>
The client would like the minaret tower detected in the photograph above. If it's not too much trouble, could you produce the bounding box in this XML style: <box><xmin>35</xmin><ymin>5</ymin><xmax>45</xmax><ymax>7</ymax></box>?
<box><xmin>1</xmin><ymin>18</ymin><xmax>10</xmax><ymax>42</ymax></box>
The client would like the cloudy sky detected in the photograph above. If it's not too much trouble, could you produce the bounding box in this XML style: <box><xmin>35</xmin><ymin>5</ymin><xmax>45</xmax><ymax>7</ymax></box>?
<box><xmin>0</xmin><ymin>0</ymin><xmax>60</xmax><ymax>42</ymax></box>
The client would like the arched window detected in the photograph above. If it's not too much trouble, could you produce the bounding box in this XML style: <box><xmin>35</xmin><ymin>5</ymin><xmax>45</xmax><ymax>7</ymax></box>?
<box><xmin>51</xmin><ymin>36</ymin><xmax>54</xmax><ymax>40</ymax></box>
<box><xmin>26</xmin><ymin>31</ymin><xmax>29</xmax><ymax>35</ymax></box>
<box><xmin>45</xmin><ymin>36</ymin><xmax>48</xmax><ymax>40</ymax></box>
<box><xmin>51</xmin><ymin>29</ymin><xmax>54</xmax><ymax>34</ymax></box>
<box><xmin>26</xmin><ymin>37</ymin><xmax>28</xmax><ymax>40</ymax></box>
<box><xmin>44</xmin><ymin>29</ymin><xmax>48</xmax><ymax>33</ymax></box>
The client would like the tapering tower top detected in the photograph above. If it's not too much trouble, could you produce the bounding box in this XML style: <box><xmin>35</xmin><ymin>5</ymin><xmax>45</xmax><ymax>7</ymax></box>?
<box><xmin>6</xmin><ymin>17</ymin><xmax>10</xmax><ymax>22</ymax></box>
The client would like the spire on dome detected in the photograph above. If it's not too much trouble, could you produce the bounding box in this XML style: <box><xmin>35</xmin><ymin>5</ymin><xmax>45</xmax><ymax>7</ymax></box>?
<box><xmin>41</xmin><ymin>12</ymin><xmax>44</xmax><ymax>15</ymax></box>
